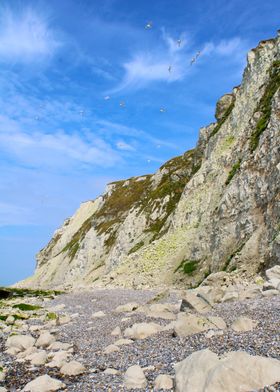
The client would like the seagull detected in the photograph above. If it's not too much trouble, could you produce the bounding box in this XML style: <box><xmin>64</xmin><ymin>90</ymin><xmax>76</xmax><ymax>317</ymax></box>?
<box><xmin>190</xmin><ymin>57</ymin><xmax>196</xmax><ymax>65</ymax></box>
<box><xmin>196</xmin><ymin>50</ymin><xmax>201</xmax><ymax>59</ymax></box>
<box><xmin>159</xmin><ymin>107</ymin><xmax>166</xmax><ymax>113</ymax></box>
<box><xmin>177</xmin><ymin>39</ymin><xmax>182</xmax><ymax>47</ymax></box>
<box><xmin>120</xmin><ymin>101</ymin><xmax>125</xmax><ymax>108</ymax></box>
<box><xmin>147</xmin><ymin>159</ymin><xmax>151</xmax><ymax>163</ymax></box>
<box><xmin>104</xmin><ymin>96</ymin><xmax>110</xmax><ymax>100</ymax></box>
<box><xmin>168</xmin><ymin>65</ymin><xmax>172</xmax><ymax>73</ymax></box>
<box><xmin>34</xmin><ymin>116</ymin><xmax>40</xmax><ymax>121</ymax></box>
<box><xmin>145</xmin><ymin>21</ymin><xmax>153</xmax><ymax>29</ymax></box>
<box><xmin>79</xmin><ymin>110</ymin><xmax>85</xmax><ymax>116</ymax></box>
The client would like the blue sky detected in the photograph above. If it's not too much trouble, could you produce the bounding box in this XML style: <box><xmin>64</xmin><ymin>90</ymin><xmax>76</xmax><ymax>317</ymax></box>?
<box><xmin>0</xmin><ymin>0</ymin><xmax>279</xmax><ymax>286</ymax></box>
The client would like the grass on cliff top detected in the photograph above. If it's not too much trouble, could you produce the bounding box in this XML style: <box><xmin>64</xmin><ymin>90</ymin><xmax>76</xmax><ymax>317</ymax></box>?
<box><xmin>250</xmin><ymin>60</ymin><xmax>280</xmax><ymax>152</ymax></box>
<box><xmin>61</xmin><ymin>147</ymin><xmax>203</xmax><ymax>255</ymax></box>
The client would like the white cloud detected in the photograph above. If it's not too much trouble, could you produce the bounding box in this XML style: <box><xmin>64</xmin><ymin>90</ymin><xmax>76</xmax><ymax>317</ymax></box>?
<box><xmin>116</xmin><ymin>141</ymin><xmax>135</xmax><ymax>151</ymax></box>
<box><xmin>111</xmin><ymin>32</ymin><xmax>248</xmax><ymax>93</ymax></box>
<box><xmin>0</xmin><ymin>5</ymin><xmax>60</xmax><ymax>63</ymax></box>
<box><xmin>0</xmin><ymin>114</ymin><xmax>122</xmax><ymax>169</ymax></box>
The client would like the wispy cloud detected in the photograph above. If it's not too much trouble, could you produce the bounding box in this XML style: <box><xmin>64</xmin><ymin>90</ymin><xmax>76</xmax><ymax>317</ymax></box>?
<box><xmin>0</xmin><ymin>114</ymin><xmax>122</xmax><ymax>169</ymax></box>
<box><xmin>110</xmin><ymin>31</ymin><xmax>248</xmax><ymax>93</ymax></box>
<box><xmin>0</xmin><ymin>5</ymin><xmax>60</xmax><ymax>63</ymax></box>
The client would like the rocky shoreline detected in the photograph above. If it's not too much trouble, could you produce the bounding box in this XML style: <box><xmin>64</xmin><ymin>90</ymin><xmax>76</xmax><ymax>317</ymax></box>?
<box><xmin>0</xmin><ymin>266</ymin><xmax>280</xmax><ymax>391</ymax></box>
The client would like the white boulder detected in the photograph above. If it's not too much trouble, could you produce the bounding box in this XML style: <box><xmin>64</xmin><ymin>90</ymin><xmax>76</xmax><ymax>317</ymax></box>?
<box><xmin>22</xmin><ymin>374</ymin><xmax>65</xmax><ymax>391</ymax></box>
<box><xmin>124</xmin><ymin>365</ymin><xmax>147</xmax><ymax>389</ymax></box>
<box><xmin>175</xmin><ymin>349</ymin><xmax>280</xmax><ymax>392</ymax></box>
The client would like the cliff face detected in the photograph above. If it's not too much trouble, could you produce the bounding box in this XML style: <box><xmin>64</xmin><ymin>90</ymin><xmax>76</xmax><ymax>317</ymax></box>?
<box><xmin>21</xmin><ymin>34</ymin><xmax>280</xmax><ymax>289</ymax></box>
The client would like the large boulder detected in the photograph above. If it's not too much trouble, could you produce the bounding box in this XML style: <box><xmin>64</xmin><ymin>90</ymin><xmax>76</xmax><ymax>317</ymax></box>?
<box><xmin>124</xmin><ymin>365</ymin><xmax>147</xmax><ymax>389</ymax></box>
<box><xmin>22</xmin><ymin>375</ymin><xmax>65</xmax><ymax>391</ymax></box>
<box><xmin>174</xmin><ymin>349</ymin><xmax>280</xmax><ymax>392</ymax></box>
<box><xmin>124</xmin><ymin>322</ymin><xmax>162</xmax><ymax>340</ymax></box>
<box><xmin>174</xmin><ymin>314</ymin><xmax>214</xmax><ymax>338</ymax></box>
<box><xmin>180</xmin><ymin>291</ymin><xmax>212</xmax><ymax>313</ymax></box>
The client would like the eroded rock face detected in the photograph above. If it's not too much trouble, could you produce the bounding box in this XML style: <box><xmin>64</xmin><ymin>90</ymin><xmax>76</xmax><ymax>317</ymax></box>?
<box><xmin>175</xmin><ymin>349</ymin><xmax>280</xmax><ymax>392</ymax></box>
<box><xmin>19</xmin><ymin>33</ymin><xmax>280</xmax><ymax>290</ymax></box>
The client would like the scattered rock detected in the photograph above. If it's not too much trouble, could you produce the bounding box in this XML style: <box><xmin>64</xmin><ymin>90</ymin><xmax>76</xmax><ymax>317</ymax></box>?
<box><xmin>114</xmin><ymin>338</ymin><xmax>134</xmax><ymax>346</ymax></box>
<box><xmin>27</xmin><ymin>351</ymin><xmax>48</xmax><ymax>366</ymax></box>
<box><xmin>265</xmin><ymin>266</ymin><xmax>280</xmax><ymax>281</ymax></box>
<box><xmin>124</xmin><ymin>365</ymin><xmax>147</xmax><ymax>389</ymax></box>
<box><xmin>6</xmin><ymin>334</ymin><xmax>35</xmax><ymax>351</ymax></box>
<box><xmin>22</xmin><ymin>374</ymin><xmax>65</xmax><ymax>391</ymax></box>
<box><xmin>115</xmin><ymin>302</ymin><xmax>139</xmax><ymax>313</ymax></box>
<box><xmin>60</xmin><ymin>360</ymin><xmax>85</xmax><ymax>376</ymax></box>
<box><xmin>262</xmin><ymin>289</ymin><xmax>279</xmax><ymax>297</ymax></box>
<box><xmin>103</xmin><ymin>344</ymin><xmax>120</xmax><ymax>354</ymax></box>
<box><xmin>154</xmin><ymin>374</ymin><xmax>173</xmax><ymax>390</ymax></box>
<box><xmin>47</xmin><ymin>351</ymin><xmax>70</xmax><ymax>368</ymax></box>
<box><xmin>92</xmin><ymin>311</ymin><xmax>106</xmax><ymax>318</ymax></box>
<box><xmin>36</xmin><ymin>332</ymin><xmax>55</xmax><ymax>348</ymax></box>
<box><xmin>174</xmin><ymin>313</ymin><xmax>213</xmax><ymax>337</ymax></box>
<box><xmin>180</xmin><ymin>291</ymin><xmax>212</xmax><ymax>313</ymax></box>
<box><xmin>104</xmin><ymin>368</ymin><xmax>119</xmax><ymax>375</ymax></box>
<box><xmin>231</xmin><ymin>316</ymin><xmax>256</xmax><ymax>332</ymax></box>
<box><xmin>111</xmin><ymin>326</ymin><xmax>121</xmax><ymax>336</ymax></box>
<box><xmin>124</xmin><ymin>322</ymin><xmax>162</xmax><ymax>340</ymax></box>
<box><xmin>48</xmin><ymin>341</ymin><xmax>72</xmax><ymax>351</ymax></box>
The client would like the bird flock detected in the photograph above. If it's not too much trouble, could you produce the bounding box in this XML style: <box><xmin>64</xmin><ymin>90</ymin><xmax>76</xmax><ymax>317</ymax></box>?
<box><xmin>33</xmin><ymin>21</ymin><xmax>202</xmax><ymax>164</ymax></box>
<box><xmin>99</xmin><ymin>21</ymin><xmax>202</xmax><ymax>116</ymax></box>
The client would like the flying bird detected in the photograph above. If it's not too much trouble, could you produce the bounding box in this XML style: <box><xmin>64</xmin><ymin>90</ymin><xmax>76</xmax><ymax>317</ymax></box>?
<box><xmin>196</xmin><ymin>50</ymin><xmax>201</xmax><ymax>59</ymax></box>
<box><xmin>104</xmin><ymin>96</ymin><xmax>110</xmax><ymax>100</ymax></box>
<box><xmin>168</xmin><ymin>65</ymin><xmax>172</xmax><ymax>73</ymax></box>
<box><xmin>145</xmin><ymin>21</ymin><xmax>153</xmax><ymax>29</ymax></box>
<box><xmin>79</xmin><ymin>110</ymin><xmax>85</xmax><ymax>116</ymax></box>
<box><xmin>147</xmin><ymin>159</ymin><xmax>151</xmax><ymax>163</ymax></box>
<box><xmin>177</xmin><ymin>39</ymin><xmax>182</xmax><ymax>47</ymax></box>
<box><xmin>190</xmin><ymin>57</ymin><xmax>196</xmax><ymax>65</ymax></box>
<box><xmin>159</xmin><ymin>107</ymin><xmax>166</xmax><ymax>113</ymax></box>
<box><xmin>120</xmin><ymin>101</ymin><xmax>125</xmax><ymax>108</ymax></box>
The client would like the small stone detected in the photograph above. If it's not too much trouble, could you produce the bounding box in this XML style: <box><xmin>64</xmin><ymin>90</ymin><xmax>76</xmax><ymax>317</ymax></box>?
<box><xmin>60</xmin><ymin>360</ymin><xmax>85</xmax><ymax>376</ymax></box>
<box><xmin>104</xmin><ymin>368</ymin><xmax>119</xmax><ymax>375</ymax></box>
<box><xmin>124</xmin><ymin>365</ymin><xmax>147</xmax><ymax>389</ymax></box>
<box><xmin>115</xmin><ymin>303</ymin><xmax>139</xmax><ymax>313</ymax></box>
<box><xmin>114</xmin><ymin>338</ymin><xmax>134</xmax><ymax>346</ymax></box>
<box><xmin>27</xmin><ymin>351</ymin><xmax>48</xmax><ymax>366</ymax></box>
<box><xmin>103</xmin><ymin>344</ymin><xmax>120</xmax><ymax>354</ymax></box>
<box><xmin>154</xmin><ymin>374</ymin><xmax>173</xmax><ymax>390</ymax></box>
<box><xmin>231</xmin><ymin>317</ymin><xmax>256</xmax><ymax>332</ymax></box>
<box><xmin>111</xmin><ymin>326</ymin><xmax>121</xmax><ymax>336</ymax></box>
<box><xmin>92</xmin><ymin>311</ymin><xmax>106</xmax><ymax>318</ymax></box>
<box><xmin>36</xmin><ymin>332</ymin><xmax>55</xmax><ymax>348</ymax></box>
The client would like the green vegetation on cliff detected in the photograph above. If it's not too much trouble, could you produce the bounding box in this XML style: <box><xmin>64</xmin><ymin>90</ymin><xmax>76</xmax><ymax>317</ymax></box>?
<box><xmin>250</xmin><ymin>60</ymin><xmax>280</xmax><ymax>151</ymax></box>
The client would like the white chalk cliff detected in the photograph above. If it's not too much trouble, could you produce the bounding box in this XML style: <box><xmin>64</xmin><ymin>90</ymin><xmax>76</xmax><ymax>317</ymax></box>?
<box><xmin>21</xmin><ymin>33</ymin><xmax>280</xmax><ymax>289</ymax></box>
